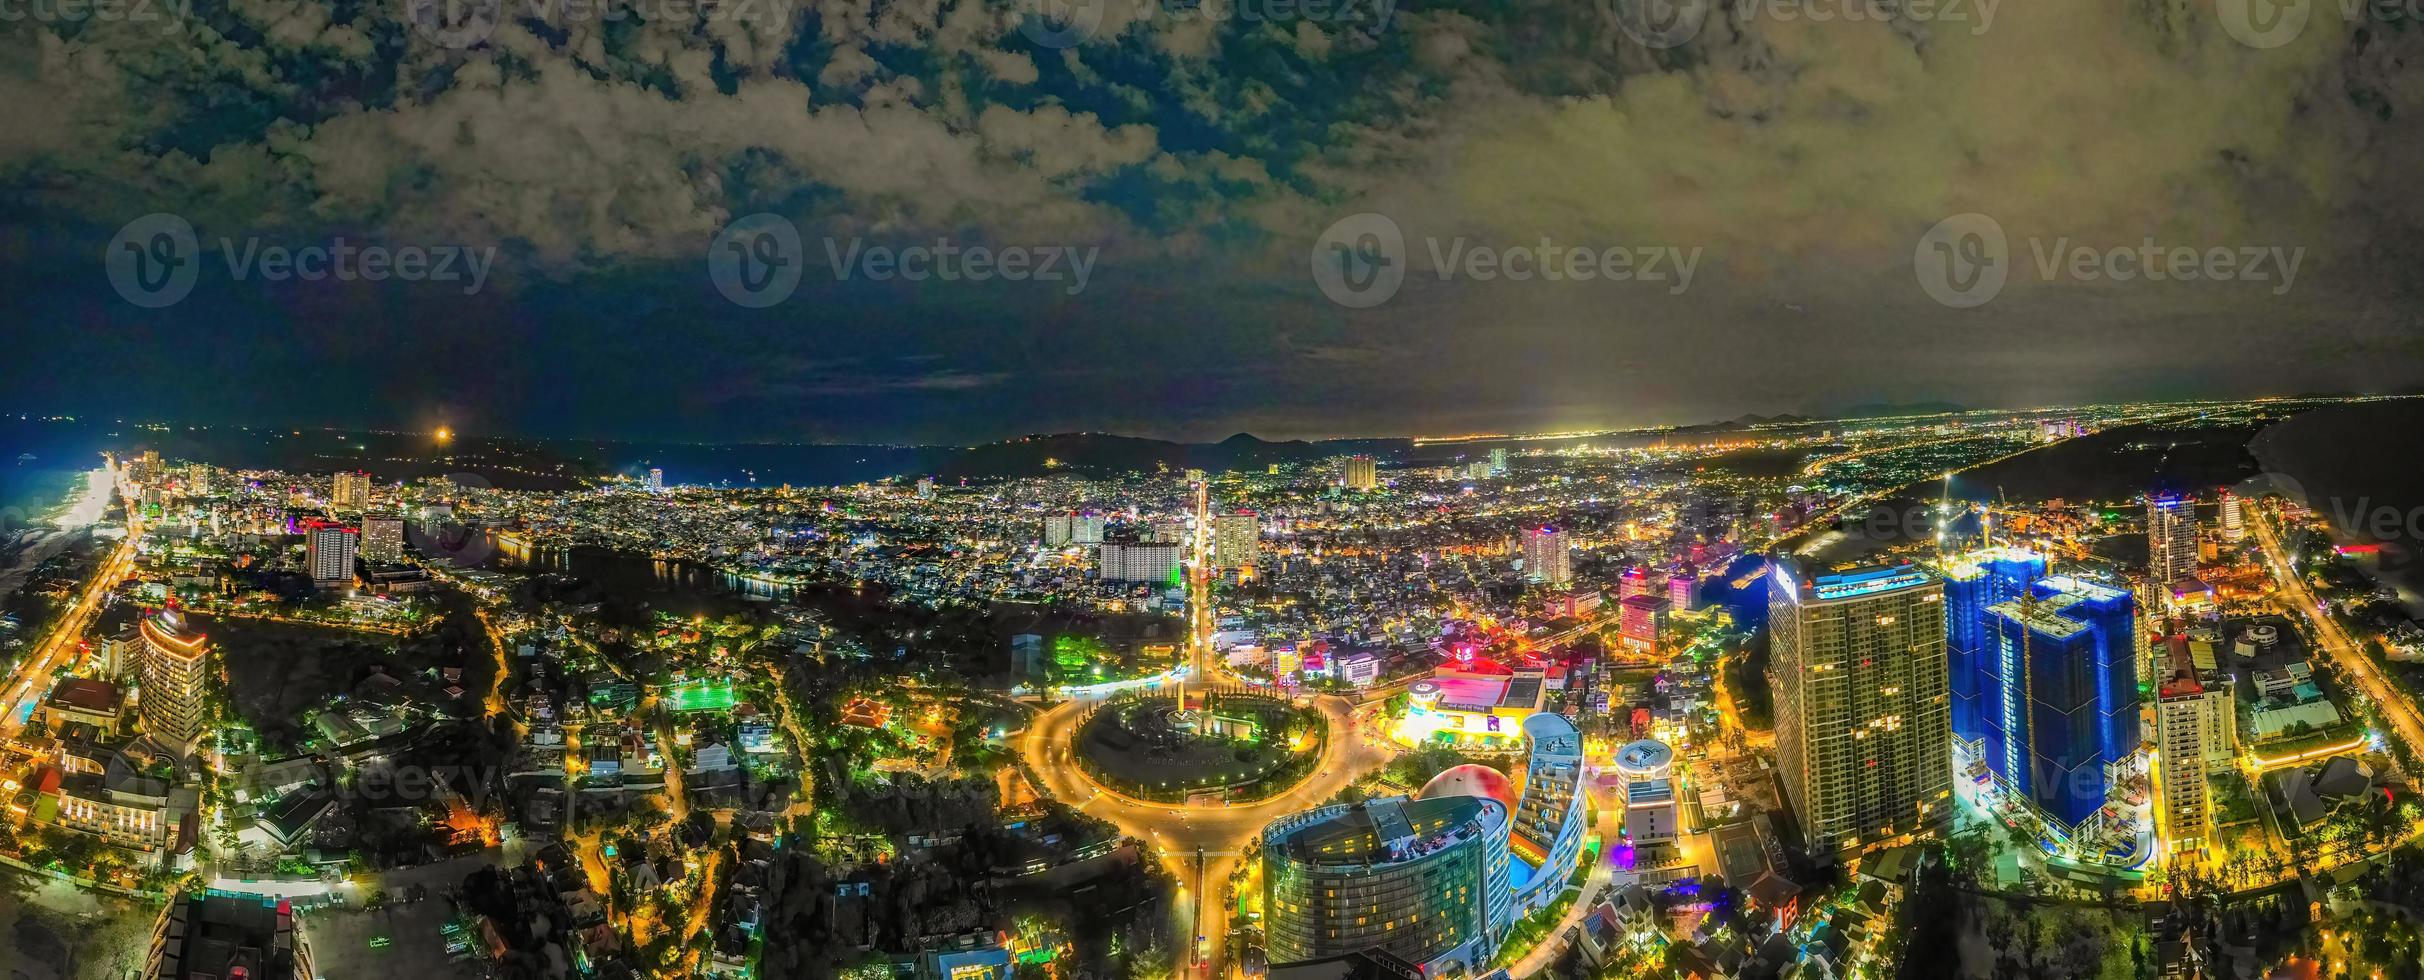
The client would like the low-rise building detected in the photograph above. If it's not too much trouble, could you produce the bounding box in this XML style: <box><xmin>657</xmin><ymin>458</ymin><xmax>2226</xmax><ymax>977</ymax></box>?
<box><xmin>239</xmin><ymin>790</ymin><xmax>337</xmax><ymax>852</ymax></box>
<box><xmin>52</xmin><ymin>752</ymin><xmax>195</xmax><ymax>853</ymax></box>
<box><xmin>42</xmin><ymin>678</ymin><xmax>127</xmax><ymax>737</ymax></box>
<box><xmin>144</xmin><ymin>891</ymin><xmax>315</xmax><ymax>980</ymax></box>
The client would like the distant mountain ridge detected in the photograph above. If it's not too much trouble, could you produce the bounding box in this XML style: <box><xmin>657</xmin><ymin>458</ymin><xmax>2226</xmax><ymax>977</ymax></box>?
<box><xmin>1834</xmin><ymin>401</ymin><xmax>1969</xmax><ymax>419</ymax></box>
<box><xmin>1664</xmin><ymin>412</ymin><xmax>1818</xmax><ymax>435</ymax></box>
<box><xmin>933</xmin><ymin>432</ymin><xmax>1409</xmax><ymax>478</ymax></box>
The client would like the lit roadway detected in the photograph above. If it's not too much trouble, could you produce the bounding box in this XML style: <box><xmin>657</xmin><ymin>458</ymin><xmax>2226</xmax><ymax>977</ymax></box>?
<box><xmin>1018</xmin><ymin>692</ymin><xmax>1393</xmax><ymax>976</ymax></box>
<box><xmin>1</xmin><ymin>521</ymin><xmax>135</xmax><ymax>740</ymax></box>
<box><xmin>1505</xmin><ymin>805</ymin><xmax>1625</xmax><ymax>978</ymax></box>
<box><xmin>2107</xmin><ymin>503</ymin><xmax>2424</xmax><ymax>898</ymax></box>
<box><xmin>2248</xmin><ymin>509</ymin><xmax>2424</xmax><ymax>764</ymax></box>
<box><xmin>1009</xmin><ymin>486</ymin><xmax>1400</xmax><ymax>977</ymax></box>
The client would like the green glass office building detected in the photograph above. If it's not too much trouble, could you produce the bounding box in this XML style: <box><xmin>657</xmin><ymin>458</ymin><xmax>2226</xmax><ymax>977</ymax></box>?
<box><xmin>1262</xmin><ymin>794</ymin><xmax>1510</xmax><ymax>976</ymax></box>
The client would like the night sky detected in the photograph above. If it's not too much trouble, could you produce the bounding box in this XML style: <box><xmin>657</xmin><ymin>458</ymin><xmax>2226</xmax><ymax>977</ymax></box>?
<box><xmin>4</xmin><ymin>0</ymin><xmax>2423</xmax><ymax>444</ymax></box>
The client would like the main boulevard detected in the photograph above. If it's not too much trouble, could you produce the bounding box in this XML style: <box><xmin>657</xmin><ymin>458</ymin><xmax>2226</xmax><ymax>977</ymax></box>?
<box><xmin>1019</xmin><ymin>692</ymin><xmax>1393</xmax><ymax>976</ymax></box>
<box><xmin>0</xmin><ymin>474</ymin><xmax>135</xmax><ymax>741</ymax></box>
<box><xmin>0</xmin><ymin>537</ymin><xmax>135</xmax><ymax>740</ymax></box>
<box><xmin>1015</xmin><ymin>498</ymin><xmax>1404</xmax><ymax>976</ymax></box>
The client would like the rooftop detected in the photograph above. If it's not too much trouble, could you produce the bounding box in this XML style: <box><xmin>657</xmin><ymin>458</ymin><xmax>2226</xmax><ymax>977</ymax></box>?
<box><xmin>141</xmin><ymin>611</ymin><xmax>211</xmax><ymax>662</ymax></box>
<box><xmin>1985</xmin><ymin>592</ymin><xmax>2091</xmax><ymax>640</ymax></box>
<box><xmin>47</xmin><ymin>678</ymin><xmax>123</xmax><ymax>713</ymax></box>
<box><xmin>1942</xmin><ymin>546</ymin><xmax>2045</xmax><ymax>581</ymax></box>
<box><xmin>1271</xmin><ymin>795</ymin><xmax>1502</xmax><ymax>868</ymax></box>
<box><xmin>153</xmin><ymin>892</ymin><xmax>302</xmax><ymax>980</ymax></box>
<box><xmin>1776</xmin><ymin>558</ymin><xmax>1935</xmax><ymax>604</ymax></box>
<box><xmin>2039</xmin><ymin>574</ymin><xmax>2129</xmax><ymax>603</ymax></box>
<box><xmin>2158</xmin><ymin>635</ymin><xmax>2208</xmax><ymax>698</ymax></box>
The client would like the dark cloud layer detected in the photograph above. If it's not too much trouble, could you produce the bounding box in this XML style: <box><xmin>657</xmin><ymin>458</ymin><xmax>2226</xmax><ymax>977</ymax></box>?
<box><xmin>4</xmin><ymin>0</ymin><xmax>2423</xmax><ymax>442</ymax></box>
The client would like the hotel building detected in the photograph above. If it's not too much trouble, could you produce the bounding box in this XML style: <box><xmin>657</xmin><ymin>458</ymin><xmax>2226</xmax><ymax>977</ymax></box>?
<box><xmin>305</xmin><ymin>523</ymin><xmax>358</xmax><ymax>587</ymax></box>
<box><xmin>2146</xmin><ymin>493</ymin><xmax>2198</xmax><ymax>588</ymax></box>
<box><xmin>1264</xmin><ymin>716</ymin><xmax>1587</xmax><ymax>972</ymax></box>
<box><xmin>1095</xmin><ymin>542</ymin><xmax>1181</xmax><ymax>583</ymax></box>
<box><xmin>1214</xmin><ymin>510</ymin><xmax>1260</xmax><ymax>569</ymax></box>
<box><xmin>1507</xmin><ymin>714</ymin><xmax>1588</xmax><ymax>916</ymax></box>
<box><xmin>1769</xmin><ymin>558</ymin><xmax>1953</xmax><ymax>856</ymax></box>
<box><xmin>2155</xmin><ymin>633</ymin><xmax>2236</xmax><ymax>856</ymax></box>
<box><xmin>1613</xmin><ymin>739</ymin><xmax>1679</xmax><ymax>845</ymax></box>
<box><xmin>1342</xmin><ymin>456</ymin><xmax>1379</xmax><ymax>491</ymax></box>
<box><xmin>139</xmin><ymin>610</ymin><xmax>212</xmax><ymax>749</ymax></box>
<box><xmin>1522</xmin><ymin>527</ymin><xmax>1571</xmax><ymax>585</ymax></box>
<box><xmin>1263</xmin><ymin>794</ymin><xmax>1510</xmax><ymax>974</ymax></box>
<box><xmin>1946</xmin><ymin>547</ymin><xmax>2047</xmax><ymax>748</ymax></box>
<box><xmin>145</xmin><ymin>891</ymin><xmax>314</xmax><ymax>979</ymax></box>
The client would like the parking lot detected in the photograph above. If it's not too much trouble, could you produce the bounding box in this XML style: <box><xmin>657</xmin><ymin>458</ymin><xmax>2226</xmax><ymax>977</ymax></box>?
<box><xmin>300</xmin><ymin>891</ymin><xmax>487</xmax><ymax>980</ymax></box>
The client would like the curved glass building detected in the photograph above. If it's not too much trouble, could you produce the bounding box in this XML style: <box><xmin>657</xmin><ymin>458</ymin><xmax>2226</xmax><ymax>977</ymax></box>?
<box><xmin>1261</xmin><ymin>712</ymin><xmax>1589</xmax><ymax>974</ymax></box>
<box><xmin>138</xmin><ymin>609</ymin><xmax>212</xmax><ymax>751</ymax></box>
<box><xmin>1262</xmin><ymin>794</ymin><xmax>1510</xmax><ymax>975</ymax></box>
<box><xmin>1509</xmin><ymin>714</ymin><xmax>1587</xmax><ymax>915</ymax></box>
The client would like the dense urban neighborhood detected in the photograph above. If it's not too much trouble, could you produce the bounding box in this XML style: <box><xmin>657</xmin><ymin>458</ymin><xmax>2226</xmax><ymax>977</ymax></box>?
<box><xmin>6</xmin><ymin>399</ymin><xmax>2424</xmax><ymax>980</ymax></box>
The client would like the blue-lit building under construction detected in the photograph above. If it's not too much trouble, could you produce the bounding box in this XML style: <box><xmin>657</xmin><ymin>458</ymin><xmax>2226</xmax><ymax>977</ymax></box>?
<box><xmin>1946</xmin><ymin>548</ymin><xmax>2141</xmax><ymax>829</ymax></box>
<box><xmin>1946</xmin><ymin>548</ymin><xmax>2047</xmax><ymax>747</ymax></box>
<box><xmin>1979</xmin><ymin>574</ymin><xmax>2140</xmax><ymax>828</ymax></box>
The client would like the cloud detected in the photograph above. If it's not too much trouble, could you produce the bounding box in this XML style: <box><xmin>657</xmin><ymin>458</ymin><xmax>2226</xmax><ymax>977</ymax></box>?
<box><xmin>8</xmin><ymin>0</ymin><xmax>2410</xmax><ymax>284</ymax></box>
<box><xmin>6</xmin><ymin>0</ymin><xmax>2424</xmax><ymax>442</ymax></box>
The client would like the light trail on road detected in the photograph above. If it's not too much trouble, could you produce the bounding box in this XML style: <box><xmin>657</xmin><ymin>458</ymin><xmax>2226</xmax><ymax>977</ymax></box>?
<box><xmin>1017</xmin><ymin>689</ymin><xmax>1394</xmax><ymax>976</ymax></box>
<box><xmin>1</xmin><ymin>520</ymin><xmax>136</xmax><ymax>740</ymax></box>
<box><xmin>2250</xmin><ymin>510</ymin><xmax>2424</xmax><ymax>765</ymax></box>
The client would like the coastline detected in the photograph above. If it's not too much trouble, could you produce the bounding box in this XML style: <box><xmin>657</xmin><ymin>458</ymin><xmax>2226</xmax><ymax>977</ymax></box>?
<box><xmin>42</xmin><ymin>468</ymin><xmax>114</xmax><ymax>529</ymax></box>
<box><xmin>0</xmin><ymin>467</ymin><xmax>81</xmax><ymax>525</ymax></box>
<box><xmin>0</xmin><ymin>468</ymin><xmax>108</xmax><ymax>621</ymax></box>
<box><xmin>2248</xmin><ymin>403</ymin><xmax>2424</xmax><ymax>621</ymax></box>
